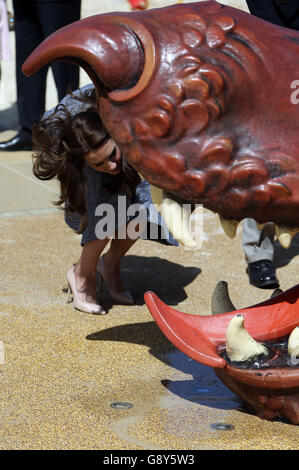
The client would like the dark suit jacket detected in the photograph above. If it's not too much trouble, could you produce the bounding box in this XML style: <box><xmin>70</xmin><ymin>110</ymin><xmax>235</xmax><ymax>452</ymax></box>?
<box><xmin>246</xmin><ymin>0</ymin><xmax>299</xmax><ymax>28</ymax></box>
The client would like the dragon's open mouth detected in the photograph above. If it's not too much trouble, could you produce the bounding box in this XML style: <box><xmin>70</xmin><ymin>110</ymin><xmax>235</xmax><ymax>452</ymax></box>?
<box><xmin>144</xmin><ymin>285</ymin><xmax>299</xmax><ymax>368</ymax></box>
<box><xmin>144</xmin><ymin>186</ymin><xmax>299</xmax><ymax>363</ymax></box>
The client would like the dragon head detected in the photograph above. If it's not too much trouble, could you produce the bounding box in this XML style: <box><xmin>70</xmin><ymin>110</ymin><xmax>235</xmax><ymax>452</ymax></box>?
<box><xmin>23</xmin><ymin>1</ymin><xmax>299</xmax><ymax>244</ymax></box>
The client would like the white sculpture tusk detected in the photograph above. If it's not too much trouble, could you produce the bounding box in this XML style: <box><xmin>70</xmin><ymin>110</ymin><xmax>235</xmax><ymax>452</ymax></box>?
<box><xmin>288</xmin><ymin>326</ymin><xmax>299</xmax><ymax>365</ymax></box>
<box><xmin>218</xmin><ymin>214</ymin><xmax>239</xmax><ymax>239</ymax></box>
<box><xmin>275</xmin><ymin>225</ymin><xmax>299</xmax><ymax>249</ymax></box>
<box><xmin>150</xmin><ymin>185</ymin><xmax>198</xmax><ymax>249</ymax></box>
<box><xmin>161</xmin><ymin>198</ymin><xmax>198</xmax><ymax>249</ymax></box>
<box><xmin>226</xmin><ymin>314</ymin><xmax>268</xmax><ymax>362</ymax></box>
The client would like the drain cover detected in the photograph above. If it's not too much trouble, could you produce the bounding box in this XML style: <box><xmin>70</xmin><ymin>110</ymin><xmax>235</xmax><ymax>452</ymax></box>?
<box><xmin>210</xmin><ymin>422</ymin><xmax>234</xmax><ymax>431</ymax></box>
<box><xmin>110</xmin><ymin>402</ymin><xmax>134</xmax><ymax>410</ymax></box>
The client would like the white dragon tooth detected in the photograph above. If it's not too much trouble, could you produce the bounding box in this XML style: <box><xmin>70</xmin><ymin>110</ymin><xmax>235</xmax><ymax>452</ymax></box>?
<box><xmin>226</xmin><ymin>314</ymin><xmax>268</xmax><ymax>362</ymax></box>
<box><xmin>150</xmin><ymin>185</ymin><xmax>198</xmax><ymax>249</ymax></box>
<box><xmin>275</xmin><ymin>225</ymin><xmax>299</xmax><ymax>249</ymax></box>
<box><xmin>218</xmin><ymin>214</ymin><xmax>239</xmax><ymax>239</ymax></box>
<box><xmin>288</xmin><ymin>326</ymin><xmax>299</xmax><ymax>364</ymax></box>
<box><xmin>160</xmin><ymin>198</ymin><xmax>198</xmax><ymax>249</ymax></box>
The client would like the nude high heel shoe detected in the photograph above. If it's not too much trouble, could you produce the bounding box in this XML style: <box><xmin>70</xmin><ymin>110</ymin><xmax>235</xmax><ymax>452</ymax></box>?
<box><xmin>97</xmin><ymin>256</ymin><xmax>134</xmax><ymax>305</ymax></box>
<box><xmin>66</xmin><ymin>265</ymin><xmax>106</xmax><ymax>315</ymax></box>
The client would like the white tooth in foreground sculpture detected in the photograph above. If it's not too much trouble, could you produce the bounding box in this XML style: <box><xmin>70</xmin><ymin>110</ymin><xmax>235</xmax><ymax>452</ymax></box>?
<box><xmin>161</xmin><ymin>198</ymin><xmax>198</xmax><ymax>249</ymax></box>
<box><xmin>226</xmin><ymin>315</ymin><xmax>268</xmax><ymax>362</ymax></box>
<box><xmin>218</xmin><ymin>214</ymin><xmax>239</xmax><ymax>239</ymax></box>
<box><xmin>150</xmin><ymin>185</ymin><xmax>198</xmax><ymax>249</ymax></box>
<box><xmin>275</xmin><ymin>225</ymin><xmax>299</xmax><ymax>249</ymax></box>
<box><xmin>288</xmin><ymin>326</ymin><xmax>299</xmax><ymax>364</ymax></box>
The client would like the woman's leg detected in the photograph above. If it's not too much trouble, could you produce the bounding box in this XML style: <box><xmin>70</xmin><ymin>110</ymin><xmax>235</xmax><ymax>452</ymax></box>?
<box><xmin>101</xmin><ymin>232</ymin><xmax>138</xmax><ymax>293</ymax></box>
<box><xmin>73</xmin><ymin>221</ymin><xmax>141</xmax><ymax>302</ymax></box>
<box><xmin>73</xmin><ymin>237</ymin><xmax>109</xmax><ymax>303</ymax></box>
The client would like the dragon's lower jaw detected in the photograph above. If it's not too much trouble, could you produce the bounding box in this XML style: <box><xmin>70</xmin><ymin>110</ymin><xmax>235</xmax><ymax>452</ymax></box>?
<box><xmin>144</xmin><ymin>286</ymin><xmax>299</xmax><ymax>368</ymax></box>
<box><xmin>144</xmin><ymin>288</ymin><xmax>299</xmax><ymax>424</ymax></box>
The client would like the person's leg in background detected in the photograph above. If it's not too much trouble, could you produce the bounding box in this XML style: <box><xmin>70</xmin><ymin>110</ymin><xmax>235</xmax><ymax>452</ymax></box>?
<box><xmin>0</xmin><ymin>0</ymin><xmax>45</xmax><ymax>150</ymax></box>
<box><xmin>37</xmin><ymin>0</ymin><xmax>81</xmax><ymax>101</ymax></box>
<box><xmin>246</xmin><ymin>0</ymin><xmax>287</xmax><ymax>26</ymax></box>
<box><xmin>242</xmin><ymin>218</ymin><xmax>279</xmax><ymax>288</ymax></box>
<box><xmin>0</xmin><ymin>0</ymin><xmax>81</xmax><ymax>152</ymax></box>
<box><xmin>14</xmin><ymin>1</ymin><xmax>48</xmax><ymax>140</ymax></box>
<box><xmin>246</xmin><ymin>1</ymin><xmax>299</xmax><ymax>29</ymax></box>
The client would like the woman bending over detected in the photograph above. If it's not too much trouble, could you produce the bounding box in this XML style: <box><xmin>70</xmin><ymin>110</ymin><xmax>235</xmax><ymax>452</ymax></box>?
<box><xmin>32</xmin><ymin>85</ymin><xmax>176</xmax><ymax>314</ymax></box>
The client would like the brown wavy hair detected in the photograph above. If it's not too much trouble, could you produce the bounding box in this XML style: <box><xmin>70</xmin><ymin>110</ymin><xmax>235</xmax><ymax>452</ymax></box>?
<box><xmin>32</xmin><ymin>88</ymin><xmax>140</xmax><ymax>233</ymax></box>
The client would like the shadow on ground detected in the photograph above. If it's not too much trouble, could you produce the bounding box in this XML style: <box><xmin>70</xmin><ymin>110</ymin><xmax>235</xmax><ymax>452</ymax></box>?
<box><xmin>97</xmin><ymin>254</ymin><xmax>201</xmax><ymax>311</ymax></box>
<box><xmin>274</xmin><ymin>233</ymin><xmax>299</xmax><ymax>270</ymax></box>
<box><xmin>86</xmin><ymin>320</ymin><xmax>242</xmax><ymax>412</ymax></box>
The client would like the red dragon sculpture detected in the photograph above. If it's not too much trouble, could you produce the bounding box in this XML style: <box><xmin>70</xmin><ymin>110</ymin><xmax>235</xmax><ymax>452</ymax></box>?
<box><xmin>22</xmin><ymin>1</ymin><xmax>299</xmax><ymax>423</ymax></box>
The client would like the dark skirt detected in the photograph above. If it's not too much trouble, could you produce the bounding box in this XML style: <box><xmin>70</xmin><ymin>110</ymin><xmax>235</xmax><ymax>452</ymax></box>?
<box><xmin>65</xmin><ymin>166</ymin><xmax>178</xmax><ymax>247</ymax></box>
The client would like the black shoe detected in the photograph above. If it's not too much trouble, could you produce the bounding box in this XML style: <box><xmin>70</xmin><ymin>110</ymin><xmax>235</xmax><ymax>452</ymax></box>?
<box><xmin>0</xmin><ymin>134</ymin><xmax>33</xmax><ymax>151</ymax></box>
<box><xmin>246</xmin><ymin>260</ymin><xmax>279</xmax><ymax>289</ymax></box>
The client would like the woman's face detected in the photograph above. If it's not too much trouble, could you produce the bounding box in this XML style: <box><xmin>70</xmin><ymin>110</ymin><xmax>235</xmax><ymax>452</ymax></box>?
<box><xmin>84</xmin><ymin>138</ymin><xmax>122</xmax><ymax>175</ymax></box>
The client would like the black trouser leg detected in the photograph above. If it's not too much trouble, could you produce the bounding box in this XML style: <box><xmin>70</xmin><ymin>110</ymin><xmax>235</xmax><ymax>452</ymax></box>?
<box><xmin>13</xmin><ymin>0</ymin><xmax>81</xmax><ymax>137</ymax></box>
<box><xmin>246</xmin><ymin>0</ymin><xmax>299</xmax><ymax>29</ymax></box>
<box><xmin>13</xmin><ymin>0</ymin><xmax>47</xmax><ymax>137</ymax></box>
<box><xmin>37</xmin><ymin>0</ymin><xmax>81</xmax><ymax>101</ymax></box>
